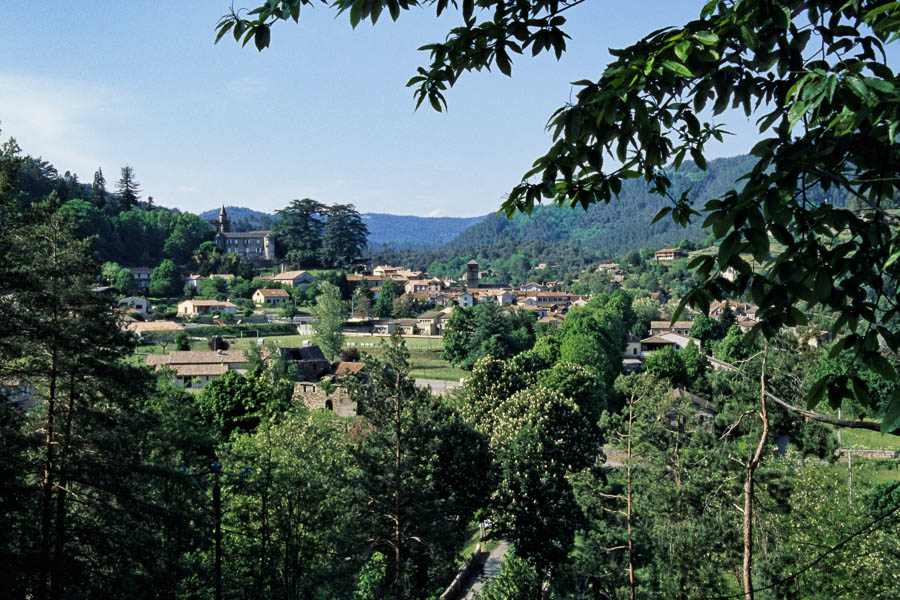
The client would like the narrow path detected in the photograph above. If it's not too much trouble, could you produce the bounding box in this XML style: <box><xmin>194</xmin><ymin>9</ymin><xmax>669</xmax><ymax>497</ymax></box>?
<box><xmin>463</xmin><ymin>541</ymin><xmax>509</xmax><ymax>599</ymax></box>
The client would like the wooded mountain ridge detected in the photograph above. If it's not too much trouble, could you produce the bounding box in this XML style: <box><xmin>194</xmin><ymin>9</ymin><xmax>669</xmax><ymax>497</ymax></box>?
<box><xmin>198</xmin><ymin>207</ymin><xmax>486</xmax><ymax>248</ymax></box>
<box><xmin>206</xmin><ymin>154</ymin><xmax>845</xmax><ymax>257</ymax></box>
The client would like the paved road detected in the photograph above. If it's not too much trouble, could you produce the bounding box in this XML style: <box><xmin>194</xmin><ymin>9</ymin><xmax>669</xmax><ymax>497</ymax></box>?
<box><xmin>463</xmin><ymin>541</ymin><xmax>509</xmax><ymax>599</ymax></box>
<box><xmin>415</xmin><ymin>379</ymin><xmax>463</xmax><ymax>394</ymax></box>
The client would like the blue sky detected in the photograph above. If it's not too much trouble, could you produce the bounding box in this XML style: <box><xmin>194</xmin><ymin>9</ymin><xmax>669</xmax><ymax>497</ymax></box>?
<box><xmin>2</xmin><ymin>1</ymin><xmax>767</xmax><ymax>217</ymax></box>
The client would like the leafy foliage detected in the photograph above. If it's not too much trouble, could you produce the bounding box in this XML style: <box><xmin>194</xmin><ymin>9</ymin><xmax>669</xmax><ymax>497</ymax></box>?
<box><xmin>311</xmin><ymin>281</ymin><xmax>347</xmax><ymax>361</ymax></box>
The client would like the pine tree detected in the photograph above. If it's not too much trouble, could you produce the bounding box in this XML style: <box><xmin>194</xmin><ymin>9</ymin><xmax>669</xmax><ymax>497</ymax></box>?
<box><xmin>116</xmin><ymin>165</ymin><xmax>140</xmax><ymax>212</ymax></box>
<box><xmin>91</xmin><ymin>168</ymin><xmax>107</xmax><ymax>210</ymax></box>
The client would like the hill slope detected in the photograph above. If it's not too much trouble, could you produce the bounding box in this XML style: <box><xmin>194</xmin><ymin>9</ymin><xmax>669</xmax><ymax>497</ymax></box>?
<box><xmin>198</xmin><ymin>207</ymin><xmax>485</xmax><ymax>248</ymax></box>
<box><xmin>445</xmin><ymin>155</ymin><xmax>762</xmax><ymax>255</ymax></box>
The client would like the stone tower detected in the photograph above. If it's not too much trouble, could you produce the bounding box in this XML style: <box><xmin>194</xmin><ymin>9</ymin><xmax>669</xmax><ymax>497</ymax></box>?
<box><xmin>465</xmin><ymin>259</ymin><xmax>479</xmax><ymax>290</ymax></box>
<box><xmin>217</xmin><ymin>205</ymin><xmax>230</xmax><ymax>234</ymax></box>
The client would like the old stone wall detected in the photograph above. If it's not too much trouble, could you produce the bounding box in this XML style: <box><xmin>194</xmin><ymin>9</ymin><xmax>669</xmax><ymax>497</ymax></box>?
<box><xmin>293</xmin><ymin>382</ymin><xmax>357</xmax><ymax>417</ymax></box>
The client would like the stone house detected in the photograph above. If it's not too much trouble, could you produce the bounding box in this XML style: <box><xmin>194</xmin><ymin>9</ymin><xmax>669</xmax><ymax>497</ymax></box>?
<box><xmin>373</xmin><ymin>319</ymin><xmax>398</xmax><ymax>335</ymax></box>
<box><xmin>416</xmin><ymin>311</ymin><xmax>445</xmax><ymax>335</ymax></box>
<box><xmin>279</xmin><ymin>345</ymin><xmax>332</xmax><ymax>381</ymax></box>
<box><xmin>147</xmin><ymin>349</ymin><xmax>248</xmax><ymax>391</ymax></box>
<box><xmin>396</xmin><ymin>318</ymin><xmax>418</xmax><ymax>335</ymax></box>
<box><xmin>252</xmin><ymin>288</ymin><xmax>290</xmax><ymax>306</ymax></box>
<box><xmin>263</xmin><ymin>269</ymin><xmax>317</xmax><ymax>290</ymax></box>
<box><xmin>654</xmin><ymin>247</ymin><xmax>688</xmax><ymax>261</ymax></box>
<box><xmin>649</xmin><ymin>320</ymin><xmax>694</xmax><ymax>336</ymax></box>
<box><xmin>624</xmin><ymin>333</ymin><xmax>642</xmax><ymax>358</ymax></box>
<box><xmin>640</xmin><ymin>332</ymin><xmax>701</xmax><ymax>353</ymax></box>
<box><xmin>456</xmin><ymin>293</ymin><xmax>475</xmax><ymax>308</ymax></box>
<box><xmin>520</xmin><ymin>282</ymin><xmax>547</xmax><ymax>292</ymax></box>
<box><xmin>128</xmin><ymin>267</ymin><xmax>153</xmax><ymax>292</ymax></box>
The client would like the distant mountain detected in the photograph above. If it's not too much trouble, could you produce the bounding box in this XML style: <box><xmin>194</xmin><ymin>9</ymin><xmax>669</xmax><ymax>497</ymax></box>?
<box><xmin>362</xmin><ymin>213</ymin><xmax>485</xmax><ymax>247</ymax></box>
<box><xmin>198</xmin><ymin>207</ymin><xmax>486</xmax><ymax>248</ymax></box>
<box><xmin>444</xmin><ymin>154</ymin><xmax>831</xmax><ymax>256</ymax></box>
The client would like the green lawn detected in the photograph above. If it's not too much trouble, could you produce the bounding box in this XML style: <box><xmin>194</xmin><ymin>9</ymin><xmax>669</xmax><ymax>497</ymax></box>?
<box><xmin>840</xmin><ymin>426</ymin><xmax>900</xmax><ymax>451</ymax></box>
<box><xmin>359</xmin><ymin>346</ymin><xmax>467</xmax><ymax>382</ymax></box>
<box><xmin>822</xmin><ymin>460</ymin><xmax>900</xmax><ymax>485</ymax></box>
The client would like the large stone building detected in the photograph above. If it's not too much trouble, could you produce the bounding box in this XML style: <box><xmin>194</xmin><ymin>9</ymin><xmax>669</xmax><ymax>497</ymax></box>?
<box><xmin>211</xmin><ymin>205</ymin><xmax>276</xmax><ymax>261</ymax></box>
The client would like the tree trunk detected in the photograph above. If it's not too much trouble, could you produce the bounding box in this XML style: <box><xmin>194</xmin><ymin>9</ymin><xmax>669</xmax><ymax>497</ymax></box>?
<box><xmin>394</xmin><ymin>388</ymin><xmax>403</xmax><ymax>600</ymax></box>
<box><xmin>50</xmin><ymin>374</ymin><xmax>76</xmax><ymax>600</ymax></box>
<box><xmin>742</xmin><ymin>351</ymin><xmax>769</xmax><ymax>600</ymax></box>
<box><xmin>37</xmin><ymin>345</ymin><xmax>59</xmax><ymax>600</ymax></box>
<box><xmin>626</xmin><ymin>396</ymin><xmax>635</xmax><ymax>600</ymax></box>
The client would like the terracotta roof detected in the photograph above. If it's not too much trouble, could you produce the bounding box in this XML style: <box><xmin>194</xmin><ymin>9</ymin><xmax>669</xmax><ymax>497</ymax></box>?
<box><xmin>650</xmin><ymin>321</ymin><xmax>694</xmax><ymax>330</ymax></box>
<box><xmin>125</xmin><ymin>321</ymin><xmax>183</xmax><ymax>333</ymax></box>
<box><xmin>180</xmin><ymin>300</ymin><xmax>238</xmax><ymax>308</ymax></box>
<box><xmin>264</xmin><ymin>270</ymin><xmax>312</xmax><ymax>281</ymax></box>
<box><xmin>334</xmin><ymin>362</ymin><xmax>366</xmax><ymax>375</ymax></box>
<box><xmin>255</xmin><ymin>288</ymin><xmax>290</xmax><ymax>297</ymax></box>
<box><xmin>417</xmin><ymin>311</ymin><xmax>444</xmax><ymax>320</ymax></box>
<box><xmin>148</xmin><ymin>350</ymin><xmax>246</xmax><ymax>366</ymax></box>
<box><xmin>170</xmin><ymin>364</ymin><xmax>229</xmax><ymax>377</ymax></box>
<box><xmin>641</xmin><ymin>335</ymin><xmax>678</xmax><ymax>345</ymax></box>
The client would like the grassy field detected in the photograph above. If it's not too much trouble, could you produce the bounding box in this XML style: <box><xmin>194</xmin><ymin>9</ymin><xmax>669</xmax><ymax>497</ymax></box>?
<box><xmin>363</xmin><ymin>346</ymin><xmax>468</xmax><ymax>381</ymax></box>
<box><xmin>840</xmin><ymin>425</ymin><xmax>900</xmax><ymax>451</ymax></box>
<box><xmin>822</xmin><ymin>459</ymin><xmax>900</xmax><ymax>485</ymax></box>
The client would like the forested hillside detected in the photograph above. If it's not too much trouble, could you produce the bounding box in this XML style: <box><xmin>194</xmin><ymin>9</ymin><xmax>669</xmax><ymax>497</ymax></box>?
<box><xmin>199</xmin><ymin>207</ymin><xmax>485</xmax><ymax>247</ymax></box>
<box><xmin>447</xmin><ymin>155</ymin><xmax>776</xmax><ymax>253</ymax></box>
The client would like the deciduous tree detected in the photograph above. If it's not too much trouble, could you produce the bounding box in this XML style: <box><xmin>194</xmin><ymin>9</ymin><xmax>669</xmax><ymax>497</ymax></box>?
<box><xmin>312</xmin><ymin>281</ymin><xmax>346</xmax><ymax>361</ymax></box>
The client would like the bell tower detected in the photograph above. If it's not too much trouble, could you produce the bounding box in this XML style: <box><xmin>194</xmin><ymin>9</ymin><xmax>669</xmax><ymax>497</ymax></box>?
<box><xmin>465</xmin><ymin>259</ymin><xmax>479</xmax><ymax>290</ymax></box>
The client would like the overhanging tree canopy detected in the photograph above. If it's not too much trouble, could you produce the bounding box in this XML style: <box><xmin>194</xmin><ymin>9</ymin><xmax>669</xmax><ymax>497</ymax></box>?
<box><xmin>216</xmin><ymin>0</ymin><xmax>900</xmax><ymax>431</ymax></box>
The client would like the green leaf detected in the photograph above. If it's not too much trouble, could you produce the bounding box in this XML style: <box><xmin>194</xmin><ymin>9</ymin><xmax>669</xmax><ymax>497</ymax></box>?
<box><xmin>349</xmin><ymin>0</ymin><xmax>362</xmax><ymax>28</ymax></box>
<box><xmin>806</xmin><ymin>377</ymin><xmax>827</xmax><ymax>409</ymax></box>
<box><xmin>215</xmin><ymin>21</ymin><xmax>234</xmax><ymax>44</ymax></box>
<box><xmin>694</xmin><ymin>30</ymin><xmax>718</xmax><ymax>45</ymax></box>
<box><xmin>662</xmin><ymin>60</ymin><xmax>693</xmax><ymax>77</ymax></box>
<box><xmin>495</xmin><ymin>46</ymin><xmax>512</xmax><ymax>76</ymax></box>
<box><xmin>254</xmin><ymin>25</ymin><xmax>270</xmax><ymax>51</ymax></box>
<box><xmin>651</xmin><ymin>206</ymin><xmax>672</xmax><ymax>224</ymax></box>
<box><xmin>881</xmin><ymin>389</ymin><xmax>900</xmax><ymax>434</ymax></box>
<box><xmin>717</xmin><ymin>231</ymin><xmax>740</xmax><ymax>267</ymax></box>
<box><xmin>814</xmin><ymin>270</ymin><xmax>832</xmax><ymax>301</ymax></box>
<box><xmin>463</xmin><ymin>0</ymin><xmax>474</xmax><ymax>23</ymax></box>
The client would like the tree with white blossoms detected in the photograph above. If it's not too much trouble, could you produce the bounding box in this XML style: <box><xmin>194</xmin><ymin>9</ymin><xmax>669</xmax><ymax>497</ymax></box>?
<box><xmin>486</xmin><ymin>385</ymin><xmax>601</xmax><ymax>599</ymax></box>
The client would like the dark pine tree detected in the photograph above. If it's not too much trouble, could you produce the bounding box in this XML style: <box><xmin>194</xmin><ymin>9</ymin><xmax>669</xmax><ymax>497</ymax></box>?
<box><xmin>116</xmin><ymin>165</ymin><xmax>141</xmax><ymax>212</ymax></box>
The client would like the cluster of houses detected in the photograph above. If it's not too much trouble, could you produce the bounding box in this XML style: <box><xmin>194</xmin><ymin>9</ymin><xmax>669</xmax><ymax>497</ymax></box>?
<box><xmin>144</xmin><ymin>341</ymin><xmax>364</xmax><ymax>416</ymax></box>
<box><xmin>621</xmin><ymin>300</ymin><xmax>762</xmax><ymax>373</ymax></box>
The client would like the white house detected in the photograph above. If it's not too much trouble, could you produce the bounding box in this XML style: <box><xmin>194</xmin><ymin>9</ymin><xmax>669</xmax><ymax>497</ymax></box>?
<box><xmin>118</xmin><ymin>296</ymin><xmax>152</xmax><ymax>314</ymax></box>
<box><xmin>177</xmin><ymin>299</ymin><xmax>238</xmax><ymax>316</ymax></box>
<box><xmin>457</xmin><ymin>293</ymin><xmax>475</xmax><ymax>308</ymax></box>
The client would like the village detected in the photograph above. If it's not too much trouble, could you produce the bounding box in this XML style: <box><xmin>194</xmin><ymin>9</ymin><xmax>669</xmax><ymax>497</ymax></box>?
<box><xmin>106</xmin><ymin>243</ymin><xmax>776</xmax><ymax>418</ymax></box>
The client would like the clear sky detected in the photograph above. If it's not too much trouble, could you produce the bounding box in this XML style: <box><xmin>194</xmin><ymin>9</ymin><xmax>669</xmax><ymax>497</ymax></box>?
<box><xmin>1</xmin><ymin>1</ymin><xmax>768</xmax><ymax>217</ymax></box>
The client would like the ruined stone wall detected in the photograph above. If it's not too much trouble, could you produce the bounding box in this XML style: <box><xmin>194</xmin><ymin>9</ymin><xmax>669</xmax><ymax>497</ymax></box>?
<box><xmin>293</xmin><ymin>382</ymin><xmax>357</xmax><ymax>417</ymax></box>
